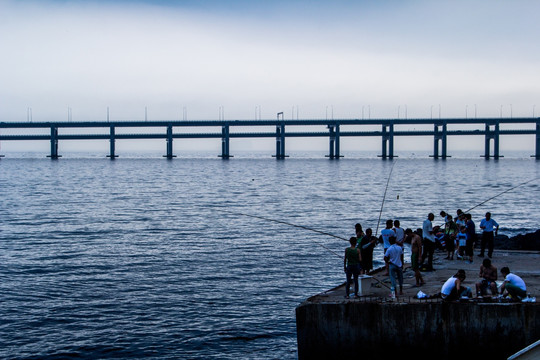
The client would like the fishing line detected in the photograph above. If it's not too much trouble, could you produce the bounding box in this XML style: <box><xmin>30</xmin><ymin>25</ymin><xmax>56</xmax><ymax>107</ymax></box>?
<box><xmin>216</xmin><ymin>208</ymin><xmax>345</xmax><ymax>258</ymax></box>
<box><xmin>375</xmin><ymin>160</ymin><xmax>398</xmax><ymax>235</ymax></box>
<box><xmin>464</xmin><ymin>176</ymin><xmax>539</xmax><ymax>214</ymax></box>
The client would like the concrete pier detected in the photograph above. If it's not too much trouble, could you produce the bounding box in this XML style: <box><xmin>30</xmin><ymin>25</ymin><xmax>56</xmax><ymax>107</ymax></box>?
<box><xmin>296</xmin><ymin>250</ymin><xmax>540</xmax><ymax>360</ymax></box>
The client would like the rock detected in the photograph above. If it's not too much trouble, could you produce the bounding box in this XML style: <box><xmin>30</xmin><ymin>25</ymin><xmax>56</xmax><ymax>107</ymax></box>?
<box><xmin>477</xmin><ymin>230</ymin><xmax>540</xmax><ymax>251</ymax></box>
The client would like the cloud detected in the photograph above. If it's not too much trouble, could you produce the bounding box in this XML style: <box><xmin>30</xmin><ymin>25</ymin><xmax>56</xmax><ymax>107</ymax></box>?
<box><xmin>0</xmin><ymin>0</ymin><xmax>538</xmax><ymax>151</ymax></box>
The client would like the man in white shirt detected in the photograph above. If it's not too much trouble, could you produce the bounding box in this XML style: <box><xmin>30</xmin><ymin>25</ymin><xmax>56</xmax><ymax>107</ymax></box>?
<box><xmin>384</xmin><ymin>236</ymin><xmax>404</xmax><ymax>298</ymax></box>
<box><xmin>500</xmin><ymin>267</ymin><xmax>527</xmax><ymax>300</ymax></box>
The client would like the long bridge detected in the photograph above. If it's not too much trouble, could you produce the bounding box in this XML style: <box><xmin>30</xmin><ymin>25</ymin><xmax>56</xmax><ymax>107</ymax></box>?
<box><xmin>1</xmin><ymin>117</ymin><xmax>539</xmax><ymax>159</ymax></box>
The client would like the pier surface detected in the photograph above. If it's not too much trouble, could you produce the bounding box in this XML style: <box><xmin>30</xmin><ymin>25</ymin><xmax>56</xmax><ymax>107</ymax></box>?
<box><xmin>296</xmin><ymin>249</ymin><xmax>540</xmax><ymax>360</ymax></box>
<box><xmin>309</xmin><ymin>249</ymin><xmax>539</xmax><ymax>302</ymax></box>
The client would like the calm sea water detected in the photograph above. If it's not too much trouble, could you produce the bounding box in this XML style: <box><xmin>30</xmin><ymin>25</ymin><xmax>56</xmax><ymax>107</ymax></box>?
<box><xmin>1</xmin><ymin>151</ymin><xmax>539</xmax><ymax>359</ymax></box>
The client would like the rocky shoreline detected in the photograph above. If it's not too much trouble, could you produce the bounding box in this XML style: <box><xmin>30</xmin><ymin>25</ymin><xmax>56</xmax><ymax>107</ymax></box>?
<box><xmin>493</xmin><ymin>230</ymin><xmax>540</xmax><ymax>251</ymax></box>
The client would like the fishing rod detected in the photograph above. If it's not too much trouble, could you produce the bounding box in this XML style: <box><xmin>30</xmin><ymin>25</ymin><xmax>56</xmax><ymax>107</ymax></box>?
<box><xmin>375</xmin><ymin>160</ymin><xmax>398</xmax><ymax>235</ymax></box>
<box><xmin>216</xmin><ymin>208</ymin><xmax>345</xmax><ymax>258</ymax></box>
<box><xmin>464</xmin><ymin>176</ymin><xmax>539</xmax><ymax>214</ymax></box>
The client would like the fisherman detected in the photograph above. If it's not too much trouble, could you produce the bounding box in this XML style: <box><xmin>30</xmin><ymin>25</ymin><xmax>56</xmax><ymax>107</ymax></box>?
<box><xmin>344</xmin><ymin>237</ymin><xmax>362</xmax><ymax>299</ymax></box>
<box><xmin>500</xmin><ymin>267</ymin><xmax>527</xmax><ymax>301</ymax></box>
<box><xmin>420</xmin><ymin>213</ymin><xmax>436</xmax><ymax>271</ymax></box>
<box><xmin>384</xmin><ymin>236</ymin><xmax>404</xmax><ymax>298</ymax></box>
<box><xmin>475</xmin><ymin>258</ymin><xmax>497</xmax><ymax>297</ymax></box>
<box><xmin>405</xmin><ymin>228</ymin><xmax>425</xmax><ymax>287</ymax></box>
<box><xmin>479</xmin><ymin>212</ymin><xmax>499</xmax><ymax>258</ymax></box>
<box><xmin>359</xmin><ymin>228</ymin><xmax>377</xmax><ymax>275</ymax></box>
<box><xmin>441</xmin><ymin>269</ymin><xmax>472</xmax><ymax>301</ymax></box>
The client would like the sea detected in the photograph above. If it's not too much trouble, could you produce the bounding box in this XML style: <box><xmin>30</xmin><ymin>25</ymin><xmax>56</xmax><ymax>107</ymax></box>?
<box><xmin>1</xmin><ymin>150</ymin><xmax>539</xmax><ymax>360</ymax></box>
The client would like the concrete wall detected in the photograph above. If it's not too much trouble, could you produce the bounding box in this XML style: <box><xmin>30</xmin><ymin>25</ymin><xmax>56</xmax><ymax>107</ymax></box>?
<box><xmin>296</xmin><ymin>301</ymin><xmax>540</xmax><ymax>360</ymax></box>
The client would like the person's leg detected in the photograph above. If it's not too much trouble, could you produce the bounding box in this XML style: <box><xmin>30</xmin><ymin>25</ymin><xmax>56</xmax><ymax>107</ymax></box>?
<box><xmin>479</xmin><ymin>234</ymin><xmax>486</xmax><ymax>256</ymax></box>
<box><xmin>389</xmin><ymin>264</ymin><xmax>398</xmax><ymax>296</ymax></box>
<box><xmin>353</xmin><ymin>265</ymin><xmax>360</xmax><ymax>296</ymax></box>
<box><xmin>345</xmin><ymin>267</ymin><xmax>352</xmax><ymax>297</ymax></box>
<box><xmin>487</xmin><ymin>232</ymin><xmax>494</xmax><ymax>258</ymax></box>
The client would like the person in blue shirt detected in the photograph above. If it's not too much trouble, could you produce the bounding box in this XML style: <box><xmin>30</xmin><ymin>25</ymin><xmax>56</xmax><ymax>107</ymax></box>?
<box><xmin>479</xmin><ymin>212</ymin><xmax>499</xmax><ymax>259</ymax></box>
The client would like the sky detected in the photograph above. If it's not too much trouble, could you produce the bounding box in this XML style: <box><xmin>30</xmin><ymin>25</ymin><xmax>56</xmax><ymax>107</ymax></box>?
<box><xmin>1</xmin><ymin>0</ymin><xmax>539</xmax><ymax>152</ymax></box>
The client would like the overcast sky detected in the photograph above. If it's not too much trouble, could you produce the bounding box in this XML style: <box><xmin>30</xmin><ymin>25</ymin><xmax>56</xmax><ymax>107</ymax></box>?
<box><xmin>1</xmin><ymin>0</ymin><xmax>539</xmax><ymax>152</ymax></box>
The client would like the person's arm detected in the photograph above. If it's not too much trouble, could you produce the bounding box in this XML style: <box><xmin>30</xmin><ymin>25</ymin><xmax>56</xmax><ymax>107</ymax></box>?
<box><xmin>357</xmin><ymin>248</ymin><xmax>362</xmax><ymax>262</ymax></box>
<box><xmin>344</xmin><ymin>250</ymin><xmax>347</xmax><ymax>272</ymax></box>
<box><xmin>455</xmin><ymin>278</ymin><xmax>462</xmax><ymax>292</ymax></box>
<box><xmin>494</xmin><ymin>220</ymin><xmax>499</xmax><ymax>236</ymax></box>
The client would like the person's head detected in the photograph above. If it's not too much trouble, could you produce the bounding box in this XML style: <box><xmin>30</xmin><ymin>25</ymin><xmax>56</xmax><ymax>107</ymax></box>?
<box><xmin>389</xmin><ymin>236</ymin><xmax>396</xmax><ymax>245</ymax></box>
<box><xmin>428</xmin><ymin>213</ymin><xmax>434</xmax><ymax>221</ymax></box>
<box><xmin>366</xmin><ymin>228</ymin><xmax>372</xmax><ymax>236</ymax></box>
<box><xmin>355</xmin><ymin>223</ymin><xmax>362</xmax><ymax>231</ymax></box>
<box><xmin>457</xmin><ymin>209</ymin><xmax>463</xmax><ymax>216</ymax></box>
<box><xmin>455</xmin><ymin>269</ymin><xmax>466</xmax><ymax>280</ymax></box>
<box><xmin>460</xmin><ymin>226</ymin><xmax>466</xmax><ymax>232</ymax></box>
<box><xmin>482</xmin><ymin>258</ymin><xmax>492</xmax><ymax>268</ymax></box>
<box><xmin>394</xmin><ymin>220</ymin><xmax>400</xmax><ymax>228</ymax></box>
<box><xmin>485</xmin><ymin>212</ymin><xmax>491</xmax><ymax>220</ymax></box>
<box><xmin>447</xmin><ymin>214</ymin><xmax>453</xmax><ymax>221</ymax></box>
<box><xmin>465</xmin><ymin>213</ymin><xmax>472</xmax><ymax>220</ymax></box>
<box><xmin>501</xmin><ymin>267</ymin><xmax>510</xmax><ymax>276</ymax></box>
<box><xmin>386</xmin><ymin>219</ymin><xmax>393</xmax><ymax>228</ymax></box>
<box><xmin>440</xmin><ymin>211</ymin><xmax>447</xmax><ymax>218</ymax></box>
<box><xmin>405</xmin><ymin>228</ymin><xmax>413</xmax><ymax>235</ymax></box>
<box><xmin>349</xmin><ymin>237</ymin><xmax>357</xmax><ymax>246</ymax></box>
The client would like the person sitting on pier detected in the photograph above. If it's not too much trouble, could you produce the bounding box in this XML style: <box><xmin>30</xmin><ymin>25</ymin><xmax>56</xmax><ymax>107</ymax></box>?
<box><xmin>441</xmin><ymin>269</ymin><xmax>472</xmax><ymax>301</ymax></box>
<box><xmin>500</xmin><ymin>267</ymin><xmax>527</xmax><ymax>301</ymax></box>
<box><xmin>384</xmin><ymin>236</ymin><xmax>404</xmax><ymax>298</ymax></box>
<box><xmin>359</xmin><ymin>228</ymin><xmax>377</xmax><ymax>275</ymax></box>
<box><xmin>475</xmin><ymin>258</ymin><xmax>497</xmax><ymax>297</ymax></box>
<box><xmin>344</xmin><ymin>237</ymin><xmax>362</xmax><ymax>299</ymax></box>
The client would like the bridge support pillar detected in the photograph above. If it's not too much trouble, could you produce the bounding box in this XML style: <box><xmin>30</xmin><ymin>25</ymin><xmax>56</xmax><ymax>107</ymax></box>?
<box><xmin>378</xmin><ymin>123</ymin><xmax>394</xmax><ymax>159</ymax></box>
<box><xmin>219</xmin><ymin>123</ymin><xmax>232</xmax><ymax>159</ymax></box>
<box><xmin>47</xmin><ymin>125</ymin><xmax>61</xmax><ymax>159</ymax></box>
<box><xmin>483</xmin><ymin>121</ymin><xmax>501</xmax><ymax>159</ymax></box>
<box><xmin>326</xmin><ymin>124</ymin><xmax>342</xmax><ymax>159</ymax></box>
<box><xmin>273</xmin><ymin>113</ymin><xmax>287</xmax><ymax>159</ymax></box>
<box><xmin>107</xmin><ymin>125</ymin><xmax>118</xmax><ymax>159</ymax></box>
<box><xmin>431</xmin><ymin>122</ymin><xmax>449</xmax><ymax>159</ymax></box>
<box><xmin>533</xmin><ymin>120</ymin><xmax>540</xmax><ymax>159</ymax></box>
<box><xmin>163</xmin><ymin>125</ymin><xmax>176</xmax><ymax>159</ymax></box>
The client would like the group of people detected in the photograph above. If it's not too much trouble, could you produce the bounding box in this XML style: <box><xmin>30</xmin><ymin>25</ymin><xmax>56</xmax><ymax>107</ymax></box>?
<box><xmin>421</xmin><ymin>210</ymin><xmax>499</xmax><ymax>271</ymax></box>
<box><xmin>440</xmin><ymin>260</ymin><xmax>527</xmax><ymax>301</ymax></box>
<box><xmin>343</xmin><ymin>210</ymin><xmax>528</xmax><ymax>301</ymax></box>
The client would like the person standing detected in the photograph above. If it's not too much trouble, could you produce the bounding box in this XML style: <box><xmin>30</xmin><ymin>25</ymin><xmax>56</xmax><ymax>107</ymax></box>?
<box><xmin>421</xmin><ymin>213</ymin><xmax>436</xmax><ymax>271</ymax></box>
<box><xmin>344</xmin><ymin>237</ymin><xmax>362</xmax><ymax>299</ymax></box>
<box><xmin>384</xmin><ymin>236</ymin><xmax>404</xmax><ymax>298</ymax></box>
<box><xmin>359</xmin><ymin>228</ymin><xmax>377</xmax><ymax>274</ymax></box>
<box><xmin>380</xmin><ymin>219</ymin><xmax>396</xmax><ymax>275</ymax></box>
<box><xmin>393</xmin><ymin>220</ymin><xmax>405</xmax><ymax>247</ymax></box>
<box><xmin>465</xmin><ymin>213</ymin><xmax>476</xmax><ymax>263</ymax></box>
<box><xmin>406</xmin><ymin>228</ymin><xmax>425</xmax><ymax>287</ymax></box>
<box><xmin>479</xmin><ymin>212</ymin><xmax>499</xmax><ymax>258</ymax></box>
